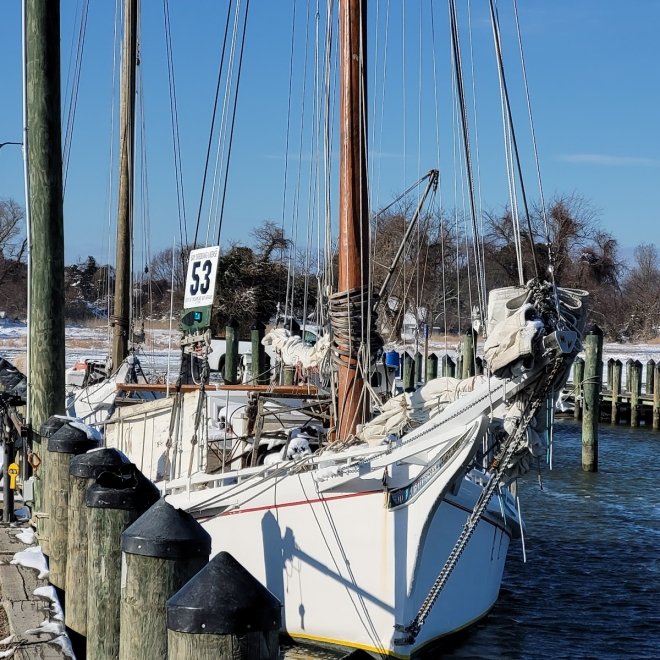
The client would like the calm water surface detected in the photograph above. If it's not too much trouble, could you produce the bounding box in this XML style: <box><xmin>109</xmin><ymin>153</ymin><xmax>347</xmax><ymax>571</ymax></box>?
<box><xmin>282</xmin><ymin>420</ymin><xmax>660</xmax><ymax>659</ymax></box>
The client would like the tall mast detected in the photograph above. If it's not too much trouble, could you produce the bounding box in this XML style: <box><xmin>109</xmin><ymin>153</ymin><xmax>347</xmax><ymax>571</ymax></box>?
<box><xmin>26</xmin><ymin>0</ymin><xmax>65</xmax><ymax>431</ymax></box>
<box><xmin>337</xmin><ymin>0</ymin><xmax>369</xmax><ymax>439</ymax></box>
<box><xmin>112</xmin><ymin>0</ymin><xmax>138</xmax><ymax>368</ymax></box>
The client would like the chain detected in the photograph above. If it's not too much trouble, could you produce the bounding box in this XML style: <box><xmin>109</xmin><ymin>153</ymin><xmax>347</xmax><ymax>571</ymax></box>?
<box><xmin>394</xmin><ymin>352</ymin><xmax>566</xmax><ymax>646</ymax></box>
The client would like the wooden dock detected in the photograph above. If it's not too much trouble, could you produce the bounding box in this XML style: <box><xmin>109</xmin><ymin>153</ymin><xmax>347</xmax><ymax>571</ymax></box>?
<box><xmin>0</xmin><ymin>522</ymin><xmax>68</xmax><ymax>659</ymax></box>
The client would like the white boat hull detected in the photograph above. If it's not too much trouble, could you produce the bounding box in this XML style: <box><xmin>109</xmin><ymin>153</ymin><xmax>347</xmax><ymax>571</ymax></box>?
<box><xmin>169</xmin><ymin>420</ymin><xmax>516</xmax><ymax>658</ymax></box>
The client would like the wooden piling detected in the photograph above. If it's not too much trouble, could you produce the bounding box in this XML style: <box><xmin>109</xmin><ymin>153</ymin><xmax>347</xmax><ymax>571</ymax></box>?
<box><xmin>646</xmin><ymin>359</ymin><xmax>655</xmax><ymax>395</ymax></box>
<box><xmin>65</xmin><ymin>448</ymin><xmax>133</xmax><ymax>637</ymax></box>
<box><xmin>441</xmin><ymin>354</ymin><xmax>455</xmax><ymax>378</ymax></box>
<box><xmin>119</xmin><ymin>499</ymin><xmax>211</xmax><ymax>660</ymax></box>
<box><xmin>282</xmin><ymin>365</ymin><xmax>295</xmax><ymax>386</ymax></box>
<box><xmin>414</xmin><ymin>351</ymin><xmax>423</xmax><ymax>384</ymax></box>
<box><xmin>654</xmin><ymin>363</ymin><xmax>660</xmax><ymax>431</ymax></box>
<box><xmin>166</xmin><ymin>551</ymin><xmax>281</xmax><ymax>660</ymax></box>
<box><xmin>87</xmin><ymin>470</ymin><xmax>160</xmax><ymax>660</ymax></box>
<box><xmin>625</xmin><ymin>358</ymin><xmax>634</xmax><ymax>393</ymax></box>
<box><xmin>611</xmin><ymin>359</ymin><xmax>622</xmax><ymax>425</ymax></box>
<box><xmin>35</xmin><ymin>416</ymin><xmax>68</xmax><ymax>556</ymax></box>
<box><xmin>573</xmin><ymin>358</ymin><xmax>585</xmax><ymax>421</ymax></box>
<box><xmin>224</xmin><ymin>321</ymin><xmax>239</xmax><ymax>385</ymax></box>
<box><xmin>582</xmin><ymin>324</ymin><xmax>602</xmax><ymax>472</ymax></box>
<box><xmin>475</xmin><ymin>356</ymin><xmax>484</xmax><ymax>376</ymax></box>
<box><xmin>251</xmin><ymin>322</ymin><xmax>266</xmax><ymax>384</ymax></box>
<box><xmin>46</xmin><ymin>422</ymin><xmax>98</xmax><ymax>589</ymax></box>
<box><xmin>403</xmin><ymin>354</ymin><xmax>415</xmax><ymax>392</ymax></box>
<box><xmin>607</xmin><ymin>358</ymin><xmax>615</xmax><ymax>390</ymax></box>
<box><xmin>461</xmin><ymin>330</ymin><xmax>475</xmax><ymax>379</ymax></box>
<box><xmin>425</xmin><ymin>353</ymin><xmax>438</xmax><ymax>382</ymax></box>
<box><xmin>630</xmin><ymin>360</ymin><xmax>643</xmax><ymax>427</ymax></box>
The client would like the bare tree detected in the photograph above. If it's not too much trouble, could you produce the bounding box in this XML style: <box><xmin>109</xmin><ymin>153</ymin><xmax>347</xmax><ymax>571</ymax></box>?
<box><xmin>0</xmin><ymin>198</ymin><xmax>27</xmax><ymax>287</ymax></box>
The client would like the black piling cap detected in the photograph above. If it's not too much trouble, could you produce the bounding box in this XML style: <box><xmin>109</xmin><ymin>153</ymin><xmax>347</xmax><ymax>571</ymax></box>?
<box><xmin>166</xmin><ymin>551</ymin><xmax>281</xmax><ymax>635</ymax></box>
<box><xmin>48</xmin><ymin>422</ymin><xmax>99</xmax><ymax>454</ymax></box>
<box><xmin>70</xmin><ymin>447</ymin><xmax>133</xmax><ymax>479</ymax></box>
<box><xmin>39</xmin><ymin>415</ymin><xmax>68</xmax><ymax>439</ymax></box>
<box><xmin>86</xmin><ymin>469</ymin><xmax>160</xmax><ymax>511</ymax></box>
<box><xmin>121</xmin><ymin>498</ymin><xmax>211</xmax><ymax>560</ymax></box>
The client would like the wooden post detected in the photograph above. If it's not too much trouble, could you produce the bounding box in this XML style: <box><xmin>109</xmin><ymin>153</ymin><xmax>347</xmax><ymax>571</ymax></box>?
<box><xmin>646</xmin><ymin>359</ymin><xmax>655</xmax><ymax>395</ymax></box>
<box><xmin>630</xmin><ymin>359</ymin><xmax>643</xmax><ymax>428</ymax></box>
<box><xmin>87</xmin><ymin>470</ymin><xmax>160</xmax><ymax>660</ymax></box>
<box><xmin>625</xmin><ymin>358</ymin><xmax>634</xmax><ymax>393</ymax></box>
<box><xmin>282</xmin><ymin>365</ymin><xmax>295</xmax><ymax>386</ymax></box>
<box><xmin>166</xmin><ymin>552</ymin><xmax>281</xmax><ymax>660</ymax></box>
<box><xmin>461</xmin><ymin>330</ymin><xmax>476</xmax><ymax>379</ymax></box>
<box><xmin>441</xmin><ymin>354</ymin><xmax>455</xmax><ymax>378</ymax></box>
<box><xmin>414</xmin><ymin>351</ymin><xmax>423</xmax><ymax>385</ymax></box>
<box><xmin>475</xmin><ymin>356</ymin><xmax>484</xmax><ymax>376</ymax></box>
<box><xmin>582</xmin><ymin>324</ymin><xmax>602</xmax><ymax>472</ymax></box>
<box><xmin>66</xmin><ymin>448</ymin><xmax>134</xmax><ymax>637</ymax></box>
<box><xmin>26</xmin><ymin>0</ymin><xmax>66</xmax><ymax>532</ymax></box>
<box><xmin>224</xmin><ymin>321</ymin><xmax>239</xmax><ymax>385</ymax></box>
<box><xmin>45</xmin><ymin>422</ymin><xmax>98</xmax><ymax>590</ymax></box>
<box><xmin>606</xmin><ymin>358</ymin><xmax>615</xmax><ymax>391</ymax></box>
<box><xmin>425</xmin><ymin>353</ymin><xmax>438</xmax><ymax>382</ymax></box>
<box><xmin>119</xmin><ymin>499</ymin><xmax>211</xmax><ymax>660</ymax></box>
<box><xmin>611</xmin><ymin>359</ymin><xmax>622</xmax><ymax>425</ymax></box>
<box><xmin>573</xmin><ymin>358</ymin><xmax>585</xmax><ymax>421</ymax></box>
<box><xmin>35</xmin><ymin>416</ymin><xmax>68</xmax><ymax>556</ymax></box>
<box><xmin>403</xmin><ymin>354</ymin><xmax>415</xmax><ymax>392</ymax></box>
<box><xmin>654</xmin><ymin>363</ymin><xmax>660</xmax><ymax>431</ymax></box>
<box><xmin>251</xmin><ymin>322</ymin><xmax>266</xmax><ymax>384</ymax></box>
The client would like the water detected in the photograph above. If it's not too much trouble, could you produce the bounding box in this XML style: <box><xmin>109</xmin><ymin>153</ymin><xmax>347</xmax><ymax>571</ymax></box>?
<box><xmin>283</xmin><ymin>420</ymin><xmax>660</xmax><ymax>659</ymax></box>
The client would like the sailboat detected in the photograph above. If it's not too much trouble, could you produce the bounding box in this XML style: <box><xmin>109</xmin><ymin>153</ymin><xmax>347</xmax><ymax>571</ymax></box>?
<box><xmin>103</xmin><ymin>1</ymin><xmax>588</xmax><ymax>657</ymax></box>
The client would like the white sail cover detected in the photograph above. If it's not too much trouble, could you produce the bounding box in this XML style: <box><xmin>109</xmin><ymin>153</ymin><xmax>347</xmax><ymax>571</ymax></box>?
<box><xmin>262</xmin><ymin>328</ymin><xmax>330</xmax><ymax>370</ymax></box>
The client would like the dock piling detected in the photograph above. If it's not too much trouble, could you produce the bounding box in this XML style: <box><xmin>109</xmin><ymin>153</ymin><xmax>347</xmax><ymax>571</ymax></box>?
<box><xmin>573</xmin><ymin>358</ymin><xmax>585</xmax><ymax>421</ymax></box>
<box><xmin>610</xmin><ymin>359</ymin><xmax>622</xmax><ymax>424</ymax></box>
<box><xmin>582</xmin><ymin>324</ymin><xmax>602</xmax><ymax>472</ymax></box>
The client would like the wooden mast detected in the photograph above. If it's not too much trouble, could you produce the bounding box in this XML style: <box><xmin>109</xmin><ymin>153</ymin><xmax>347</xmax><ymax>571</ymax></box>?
<box><xmin>112</xmin><ymin>0</ymin><xmax>138</xmax><ymax>369</ymax></box>
<box><xmin>337</xmin><ymin>0</ymin><xmax>369</xmax><ymax>439</ymax></box>
<box><xmin>26</xmin><ymin>1</ymin><xmax>66</xmax><ymax>433</ymax></box>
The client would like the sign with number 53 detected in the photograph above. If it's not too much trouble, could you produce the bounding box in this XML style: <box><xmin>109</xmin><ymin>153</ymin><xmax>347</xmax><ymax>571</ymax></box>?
<box><xmin>184</xmin><ymin>246</ymin><xmax>220</xmax><ymax>309</ymax></box>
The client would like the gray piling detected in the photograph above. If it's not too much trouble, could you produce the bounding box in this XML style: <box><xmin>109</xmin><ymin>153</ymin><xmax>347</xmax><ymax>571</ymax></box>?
<box><xmin>582</xmin><ymin>324</ymin><xmax>602</xmax><ymax>472</ymax></box>
<box><xmin>573</xmin><ymin>358</ymin><xmax>585</xmax><ymax>421</ymax></box>
<box><xmin>403</xmin><ymin>353</ymin><xmax>415</xmax><ymax>392</ymax></box>
<box><xmin>607</xmin><ymin>358</ymin><xmax>615</xmax><ymax>391</ymax></box>
<box><xmin>646</xmin><ymin>359</ymin><xmax>656</xmax><ymax>396</ymax></box>
<box><xmin>611</xmin><ymin>359</ymin><xmax>622</xmax><ymax>424</ymax></box>
<box><xmin>66</xmin><ymin>448</ymin><xmax>133</xmax><ymax>637</ymax></box>
<box><xmin>166</xmin><ymin>551</ymin><xmax>281</xmax><ymax>659</ymax></box>
<box><xmin>630</xmin><ymin>360</ymin><xmax>643</xmax><ymax>427</ymax></box>
<box><xmin>46</xmin><ymin>421</ymin><xmax>99</xmax><ymax>589</ymax></box>
<box><xmin>86</xmin><ymin>470</ymin><xmax>160</xmax><ymax>660</ymax></box>
<box><xmin>461</xmin><ymin>330</ymin><xmax>476</xmax><ymax>379</ymax></box>
<box><xmin>119</xmin><ymin>499</ymin><xmax>211</xmax><ymax>660</ymax></box>
<box><xmin>425</xmin><ymin>353</ymin><xmax>438</xmax><ymax>382</ymax></box>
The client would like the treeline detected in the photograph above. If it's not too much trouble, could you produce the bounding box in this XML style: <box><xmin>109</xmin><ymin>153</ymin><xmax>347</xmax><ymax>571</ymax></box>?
<box><xmin>1</xmin><ymin>195</ymin><xmax>659</xmax><ymax>343</ymax></box>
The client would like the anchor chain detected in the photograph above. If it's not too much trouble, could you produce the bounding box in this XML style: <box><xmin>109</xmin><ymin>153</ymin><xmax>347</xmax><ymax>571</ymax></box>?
<box><xmin>394</xmin><ymin>352</ymin><xmax>567</xmax><ymax>646</ymax></box>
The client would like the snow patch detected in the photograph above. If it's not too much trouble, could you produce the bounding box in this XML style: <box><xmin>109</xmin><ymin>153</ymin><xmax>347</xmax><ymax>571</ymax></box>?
<box><xmin>11</xmin><ymin>545</ymin><xmax>49</xmax><ymax>579</ymax></box>
<box><xmin>33</xmin><ymin>586</ymin><xmax>64</xmax><ymax>621</ymax></box>
<box><xmin>15</xmin><ymin>527</ymin><xmax>36</xmax><ymax>545</ymax></box>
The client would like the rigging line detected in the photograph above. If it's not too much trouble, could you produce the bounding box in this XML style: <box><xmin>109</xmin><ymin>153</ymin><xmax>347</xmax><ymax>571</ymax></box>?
<box><xmin>163</xmin><ymin>0</ymin><xmax>188</xmax><ymax>249</ymax></box>
<box><xmin>63</xmin><ymin>0</ymin><xmax>89</xmax><ymax>192</ymax></box>
<box><xmin>208</xmin><ymin>1</ymin><xmax>242</xmax><ymax>245</ymax></box>
<box><xmin>466</xmin><ymin>0</ymin><xmax>488</xmax><ymax>316</ymax></box>
<box><xmin>512</xmin><ymin>0</ymin><xmax>557</xmax><ymax>285</ymax></box>
<box><xmin>281</xmin><ymin>0</ymin><xmax>300</xmax><ymax>324</ymax></box>
<box><xmin>449</xmin><ymin>0</ymin><xmax>485</xmax><ymax>332</ymax></box>
<box><xmin>488</xmin><ymin>0</ymin><xmax>539</xmax><ymax>278</ymax></box>
<box><xmin>215</xmin><ymin>0</ymin><xmax>251</xmax><ymax>245</ymax></box>
<box><xmin>285</xmin><ymin>0</ymin><xmax>314</xmax><ymax>329</ymax></box>
<box><xmin>192</xmin><ymin>0</ymin><xmax>233</xmax><ymax>249</ymax></box>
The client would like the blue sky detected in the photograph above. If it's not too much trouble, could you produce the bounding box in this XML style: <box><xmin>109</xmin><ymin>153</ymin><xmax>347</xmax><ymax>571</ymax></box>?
<box><xmin>0</xmin><ymin>1</ymin><xmax>658</xmax><ymax>267</ymax></box>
